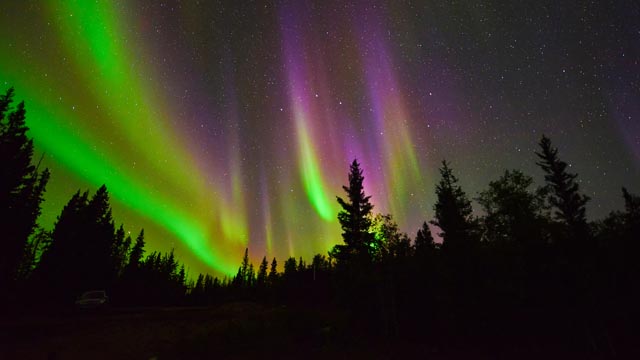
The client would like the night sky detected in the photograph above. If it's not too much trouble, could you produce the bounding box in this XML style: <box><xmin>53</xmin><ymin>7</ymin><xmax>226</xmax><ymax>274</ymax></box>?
<box><xmin>1</xmin><ymin>1</ymin><xmax>638</xmax><ymax>276</ymax></box>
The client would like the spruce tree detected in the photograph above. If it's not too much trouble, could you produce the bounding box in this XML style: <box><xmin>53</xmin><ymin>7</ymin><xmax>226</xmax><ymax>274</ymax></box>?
<box><xmin>0</xmin><ymin>87</ymin><xmax>50</xmax><ymax>289</ymax></box>
<box><xmin>283</xmin><ymin>257</ymin><xmax>297</xmax><ymax>277</ymax></box>
<box><xmin>36</xmin><ymin>190</ymin><xmax>90</xmax><ymax>299</ymax></box>
<box><xmin>37</xmin><ymin>186</ymin><xmax>118</xmax><ymax>299</ymax></box>
<box><xmin>335</xmin><ymin>159</ymin><xmax>375</xmax><ymax>259</ymax></box>
<box><xmin>84</xmin><ymin>185</ymin><xmax>117</xmax><ymax>288</ymax></box>
<box><xmin>235</xmin><ymin>248</ymin><xmax>250</xmax><ymax>287</ymax></box>
<box><xmin>535</xmin><ymin>135</ymin><xmax>589</xmax><ymax>232</ymax></box>
<box><xmin>257</xmin><ymin>256</ymin><xmax>268</xmax><ymax>287</ymax></box>
<box><xmin>112</xmin><ymin>225</ymin><xmax>131</xmax><ymax>276</ymax></box>
<box><xmin>414</xmin><ymin>221</ymin><xmax>435</xmax><ymax>258</ymax></box>
<box><xmin>193</xmin><ymin>273</ymin><xmax>205</xmax><ymax>299</ymax></box>
<box><xmin>431</xmin><ymin>160</ymin><xmax>475</xmax><ymax>253</ymax></box>
<box><xmin>127</xmin><ymin>229</ymin><xmax>146</xmax><ymax>271</ymax></box>
<box><xmin>268</xmin><ymin>257</ymin><xmax>278</xmax><ymax>284</ymax></box>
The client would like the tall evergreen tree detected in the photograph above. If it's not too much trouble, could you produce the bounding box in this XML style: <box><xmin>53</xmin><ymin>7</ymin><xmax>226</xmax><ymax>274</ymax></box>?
<box><xmin>257</xmin><ymin>256</ymin><xmax>268</xmax><ymax>287</ymax></box>
<box><xmin>0</xmin><ymin>87</ymin><xmax>50</xmax><ymax>290</ymax></box>
<box><xmin>36</xmin><ymin>190</ymin><xmax>89</xmax><ymax>299</ymax></box>
<box><xmin>430</xmin><ymin>160</ymin><xmax>475</xmax><ymax>253</ymax></box>
<box><xmin>193</xmin><ymin>273</ymin><xmax>205</xmax><ymax>297</ymax></box>
<box><xmin>234</xmin><ymin>248</ymin><xmax>251</xmax><ymax>287</ymax></box>
<box><xmin>37</xmin><ymin>186</ymin><xmax>118</xmax><ymax>300</ymax></box>
<box><xmin>268</xmin><ymin>257</ymin><xmax>278</xmax><ymax>284</ymax></box>
<box><xmin>84</xmin><ymin>185</ymin><xmax>117</xmax><ymax>288</ymax></box>
<box><xmin>283</xmin><ymin>257</ymin><xmax>298</xmax><ymax>277</ymax></box>
<box><xmin>334</xmin><ymin>159</ymin><xmax>375</xmax><ymax>259</ymax></box>
<box><xmin>414</xmin><ymin>221</ymin><xmax>436</xmax><ymax>258</ymax></box>
<box><xmin>126</xmin><ymin>229</ymin><xmax>146</xmax><ymax>273</ymax></box>
<box><xmin>112</xmin><ymin>225</ymin><xmax>131</xmax><ymax>276</ymax></box>
<box><xmin>535</xmin><ymin>135</ymin><xmax>589</xmax><ymax>233</ymax></box>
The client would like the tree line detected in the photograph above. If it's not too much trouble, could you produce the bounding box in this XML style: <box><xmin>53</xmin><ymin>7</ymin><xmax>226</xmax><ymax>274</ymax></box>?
<box><xmin>2</xmin><ymin>87</ymin><xmax>638</xmax><ymax>346</ymax></box>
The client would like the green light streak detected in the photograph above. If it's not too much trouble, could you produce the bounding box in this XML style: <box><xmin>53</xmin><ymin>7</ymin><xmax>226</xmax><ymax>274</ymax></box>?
<box><xmin>49</xmin><ymin>1</ymin><xmax>208</xmax><ymax>200</ymax></box>
<box><xmin>293</xmin><ymin>106</ymin><xmax>333</xmax><ymax>220</ymax></box>
<box><xmin>0</xmin><ymin>76</ymin><xmax>238</xmax><ymax>275</ymax></box>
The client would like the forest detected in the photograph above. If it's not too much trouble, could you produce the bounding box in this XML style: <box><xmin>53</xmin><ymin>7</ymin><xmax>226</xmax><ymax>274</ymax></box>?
<box><xmin>2</xmin><ymin>87</ymin><xmax>639</xmax><ymax>355</ymax></box>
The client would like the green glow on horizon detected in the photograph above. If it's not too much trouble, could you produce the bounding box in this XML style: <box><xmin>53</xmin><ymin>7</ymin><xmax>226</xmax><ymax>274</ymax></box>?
<box><xmin>0</xmin><ymin>1</ymin><xmax>253</xmax><ymax>275</ymax></box>
<box><xmin>1</xmin><ymin>1</ymin><xmax>439</xmax><ymax>277</ymax></box>
<box><xmin>10</xmin><ymin>93</ymin><xmax>239</xmax><ymax>275</ymax></box>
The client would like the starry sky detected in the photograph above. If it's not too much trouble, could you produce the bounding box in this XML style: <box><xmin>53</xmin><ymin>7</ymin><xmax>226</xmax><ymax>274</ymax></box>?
<box><xmin>1</xmin><ymin>0</ymin><xmax>638</xmax><ymax>276</ymax></box>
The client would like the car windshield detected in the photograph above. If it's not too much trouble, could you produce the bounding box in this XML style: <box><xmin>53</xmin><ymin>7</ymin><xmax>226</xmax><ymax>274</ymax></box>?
<box><xmin>82</xmin><ymin>291</ymin><xmax>105</xmax><ymax>299</ymax></box>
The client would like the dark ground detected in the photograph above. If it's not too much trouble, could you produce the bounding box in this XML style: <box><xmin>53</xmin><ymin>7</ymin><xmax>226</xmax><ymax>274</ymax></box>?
<box><xmin>1</xmin><ymin>302</ymin><xmax>638</xmax><ymax>359</ymax></box>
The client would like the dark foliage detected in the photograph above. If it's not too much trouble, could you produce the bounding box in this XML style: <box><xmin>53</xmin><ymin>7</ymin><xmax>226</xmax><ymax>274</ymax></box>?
<box><xmin>0</xmin><ymin>87</ymin><xmax>50</xmax><ymax>297</ymax></box>
<box><xmin>333</xmin><ymin>159</ymin><xmax>375</xmax><ymax>263</ymax></box>
<box><xmin>535</xmin><ymin>135</ymin><xmax>590</xmax><ymax>236</ymax></box>
<box><xmin>2</xmin><ymin>95</ymin><xmax>637</xmax><ymax>356</ymax></box>
<box><xmin>431</xmin><ymin>160</ymin><xmax>477</xmax><ymax>254</ymax></box>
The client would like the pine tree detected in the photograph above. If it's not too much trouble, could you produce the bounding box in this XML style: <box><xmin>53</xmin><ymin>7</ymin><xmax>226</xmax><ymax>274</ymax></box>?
<box><xmin>431</xmin><ymin>160</ymin><xmax>475</xmax><ymax>253</ymax></box>
<box><xmin>535</xmin><ymin>135</ymin><xmax>589</xmax><ymax>232</ymax></box>
<box><xmin>257</xmin><ymin>256</ymin><xmax>268</xmax><ymax>287</ymax></box>
<box><xmin>235</xmin><ymin>248</ymin><xmax>250</xmax><ymax>287</ymax></box>
<box><xmin>268</xmin><ymin>257</ymin><xmax>278</xmax><ymax>284</ymax></box>
<box><xmin>0</xmin><ymin>87</ymin><xmax>50</xmax><ymax>289</ymax></box>
<box><xmin>283</xmin><ymin>257</ymin><xmax>297</xmax><ymax>277</ymax></box>
<box><xmin>335</xmin><ymin>159</ymin><xmax>375</xmax><ymax>260</ymax></box>
<box><xmin>414</xmin><ymin>221</ymin><xmax>435</xmax><ymax>258</ymax></box>
<box><xmin>247</xmin><ymin>263</ymin><xmax>255</xmax><ymax>287</ymax></box>
<box><xmin>194</xmin><ymin>274</ymin><xmax>204</xmax><ymax>294</ymax></box>
<box><xmin>127</xmin><ymin>229</ymin><xmax>146</xmax><ymax>271</ymax></box>
<box><xmin>36</xmin><ymin>190</ymin><xmax>89</xmax><ymax>299</ymax></box>
<box><xmin>112</xmin><ymin>225</ymin><xmax>131</xmax><ymax>276</ymax></box>
<box><xmin>84</xmin><ymin>185</ymin><xmax>117</xmax><ymax>288</ymax></box>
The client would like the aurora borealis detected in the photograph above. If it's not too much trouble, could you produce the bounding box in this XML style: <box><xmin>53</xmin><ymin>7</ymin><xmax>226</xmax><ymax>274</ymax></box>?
<box><xmin>1</xmin><ymin>1</ymin><xmax>638</xmax><ymax>277</ymax></box>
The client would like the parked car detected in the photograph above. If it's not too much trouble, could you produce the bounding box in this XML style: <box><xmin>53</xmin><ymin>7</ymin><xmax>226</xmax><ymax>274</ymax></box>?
<box><xmin>75</xmin><ymin>290</ymin><xmax>109</xmax><ymax>309</ymax></box>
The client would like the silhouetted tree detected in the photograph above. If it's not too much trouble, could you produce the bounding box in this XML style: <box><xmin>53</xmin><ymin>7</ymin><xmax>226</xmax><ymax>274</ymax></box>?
<box><xmin>234</xmin><ymin>248</ymin><xmax>252</xmax><ymax>288</ymax></box>
<box><xmin>135</xmin><ymin>249</ymin><xmax>187</xmax><ymax>305</ymax></box>
<box><xmin>126</xmin><ymin>229</ymin><xmax>146</xmax><ymax>272</ymax></box>
<box><xmin>599</xmin><ymin>188</ymin><xmax>640</xmax><ymax>304</ymax></box>
<box><xmin>257</xmin><ymin>256</ymin><xmax>269</xmax><ymax>287</ymax></box>
<box><xmin>0</xmin><ymin>87</ymin><xmax>50</xmax><ymax>293</ymax></box>
<box><xmin>414</xmin><ymin>221</ymin><xmax>436</xmax><ymax>259</ymax></box>
<box><xmin>431</xmin><ymin>160</ymin><xmax>476</xmax><ymax>254</ymax></box>
<box><xmin>193</xmin><ymin>273</ymin><xmax>205</xmax><ymax>301</ymax></box>
<box><xmin>247</xmin><ymin>263</ymin><xmax>256</xmax><ymax>287</ymax></box>
<box><xmin>36</xmin><ymin>186</ymin><xmax>120</xmax><ymax>301</ymax></box>
<box><xmin>535</xmin><ymin>135</ymin><xmax>590</xmax><ymax>238</ymax></box>
<box><xmin>311</xmin><ymin>254</ymin><xmax>330</xmax><ymax>273</ymax></box>
<box><xmin>35</xmin><ymin>190</ymin><xmax>89</xmax><ymax>301</ymax></box>
<box><xmin>16</xmin><ymin>226</ymin><xmax>52</xmax><ymax>281</ymax></box>
<box><xmin>112</xmin><ymin>225</ymin><xmax>132</xmax><ymax>276</ymax></box>
<box><xmin>477</xmin><ymin>170</ymin><xmax>550</xmax><ymax>304</ymax></box>
<box><xmin>268</xmin><ymin>257</ymin><xmax>278</xmax><ymax>284</ymax></box>
<box><xmin>370</xmin><ymin>213</ymin><xmax>412</xmax><ymax>261</ymax></box>
<box><xmin>84</xmin><ymin>185</ymin><xmax>117</xmax><ymax>288</ymax></box>
<box><xmin>477</xmin><ymin>170</ymin><xmax>547</xmax><ymax>246</ymax></box>
<box><xmin>283</xmin><ymin>257</ymin><xmax>297</xmax><ymax>277</ymax></box>
<box><xmin>333</xmin><ymin>159</ymin><xmax>375</xmax><ymax>262</ymax></box>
